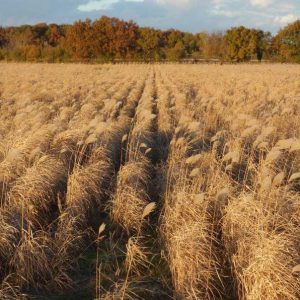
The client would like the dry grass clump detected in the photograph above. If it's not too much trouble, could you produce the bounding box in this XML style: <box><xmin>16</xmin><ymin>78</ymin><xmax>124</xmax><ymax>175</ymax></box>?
<box><xmin>255</xmin><ymin>139</ymin><xmax>300</xmax><ymax>191</ymax></box>
<box><xmin>51</xmin><ymin>129</ymin><xmax>87</xmax><ymax>164</ymax></box>
<box><xmin>99</xmin><ymin>279</ymin><xmax>154</xmax><ymax>300</ymax></box>
<box><xmin>65</xmin><ymin>146</ymin><xmax>112</xmax><ymax>210</ymax></box>
<box><xmin>111</xmin><ymin>75</ymin><xmax>156</xmax><ymax>234</ymax></box>
<box><xmin>52</xmin><ymin>147</ymin><xmax>113</xmax><ymax>285</ymax></box>
<box><xmin>0</xmin><ymin>127</ymin><xmax>57</xmax><ymax>203</ymax></box>
<box><xmin>126</xmin><ymin>80</ymin><xmax>156</xmax><ymax>162</ymax></box>
<box><xmin>0</xmin><ymin>210</ymin><xmax>20</xmax><ymax>271</ymax></box>
<box><xmin>111</xmin><ymin>159</ymin><xmax>151</xmax><ymax>234</ymax></box>
<box><xmin>10</xmin><ymin>230</ymin><xmax>73</xmax><ymax>292</ymax></box>
<box><xmin>162</xmin><ymin>190</ymin><xmax>218</xmax><ymax>299</ymax></box>
<box><xmin>124</xmin><ymin>236</ymin><xmax>153</xmax><ymax>277</ymax></box>
<box><xmin>0</xmin><ymin>156</ymin><xmax>68</xmax><ymax>292</ymax></box>
<box><xmin>0</xmin><ymin>277</ymin><xmax>25</xmax><ymax>300</ymax></box>
<box><xmin>162</xmin><ymin>181</ymin><xmax>220</xmax><ymax>299</ymax></box>
<box><xmin>160</xmin><ymin>103</ymin><xmax>221</xmax><ymax>299</ymax></box>
<box><xmin>7</xmin><ymin>155</ymin><xmax>67</xmax><ymax>228</ymax></box>
<box><xmin>223</xmin><ymin>194</ymin><xmax>300</xmax><ymax>300</ymax></box>
<box><xmin>56</xmin><ymin>146</ymin><xmax>111</xmax><ymax>244</ymax></box>
<box><xmin>95</xmin><ymin>116</ymin><xmax>132</xmax><ymax>167</ymax></box>
<box><xmin>154</xmin><ymin>71</ymin><xmax>175</xmax><ymax>160</ymax></box>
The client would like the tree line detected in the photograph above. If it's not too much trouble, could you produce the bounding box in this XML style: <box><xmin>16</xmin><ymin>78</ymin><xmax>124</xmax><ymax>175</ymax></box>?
<box><xmin>0</xmin><ymin>16</ymin><xmax>299</xmax><ymax>63</ymax></box>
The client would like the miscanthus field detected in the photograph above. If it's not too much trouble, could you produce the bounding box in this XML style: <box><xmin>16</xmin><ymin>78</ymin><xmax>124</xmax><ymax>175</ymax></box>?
<box><xmin>0</xmin><ymin>63</ymin><xmax>300</xmax><ymax>300</ymax></box>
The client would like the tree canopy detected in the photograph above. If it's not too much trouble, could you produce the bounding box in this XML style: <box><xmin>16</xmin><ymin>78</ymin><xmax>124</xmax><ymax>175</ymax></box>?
<box><xmin>0</xmin><ymin>16</ymin><xmax>299</xmax><ymax>63</ymax></box>
<box><xmin>272</xmin><ymin>20</ymin><xmax>300</xmax><ymax>62</ymax></box>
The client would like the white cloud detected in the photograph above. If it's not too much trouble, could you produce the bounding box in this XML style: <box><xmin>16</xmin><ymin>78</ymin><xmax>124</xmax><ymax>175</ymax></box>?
<box><xmin>77</xmin><ymin>0</ymin><xmax>143</xmax><ymax>11</ymax></box>
<box><xmin>156</xmin><ymin>0</ymin><xmax>193</xmax><ymax>7</ymax></box>
<box><xmin>274</xmin><ymin>14</ymin><xmax>297</xmax><ymax>25</ymax></box>
<box><xmin>78</xmin><ymin>0</ymin><xmax>119</xmax><ymax>11</ymax></box>
<box><xmin>212</xmin><ymin>9</ymin><xmax>238</xmax><ymax>17</ymax></box>
<box><xmin>76</xmin><ymin>0</ymin><xmax>299</xmax><ymax>31</ymax></box>
<box><xmin>211</xmin><ymin>0</ymin><xmax>238</xmax><ymax>18</ymax></box>
<box><xmin>250</xmin><ymin>0</ymin><xmax>273</xmax><ymax>8</ymax></box>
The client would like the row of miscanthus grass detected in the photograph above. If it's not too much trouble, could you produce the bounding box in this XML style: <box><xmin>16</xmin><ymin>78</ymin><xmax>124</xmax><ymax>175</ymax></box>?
<box><xmin>164</xmin><ymin>64</ymin><xmax>300</xmax><ymax>300</ymax></box>
<box><xmin>98</xmin><ymin>70</ymin><xmax>166</xmax><ymax>299</ymax></box>
<box><xmin>51</xmin><ymin>73</ymin><xmax>148</xmax><ymax>284</ymax></box>
<box><xmin>111</xmin><ymin>71</ymin><xmax>156</xmax><ymax>234</ymax></box>
<box><xmin>152</xmin><ymin>68</ymin><xmax>227</xmax><ymax>299</ymax></box>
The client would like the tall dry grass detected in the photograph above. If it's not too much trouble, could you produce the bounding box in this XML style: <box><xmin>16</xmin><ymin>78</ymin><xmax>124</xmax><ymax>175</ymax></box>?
<box><xmin>159</xmin><ymin>80</ymin><xmax>222</xmax><ymax>299</ymax></box>
<box><xmin>0</xmin><ymin>63</ymin><xmax>300</xmax><ymax>299</ymax></box>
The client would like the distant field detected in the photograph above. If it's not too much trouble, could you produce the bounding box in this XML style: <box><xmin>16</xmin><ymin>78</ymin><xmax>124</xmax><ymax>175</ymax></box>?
<box><xmin>0</xmin><ymin>63</ymin><xmax>300</xmax><ymax>299</ymax></box>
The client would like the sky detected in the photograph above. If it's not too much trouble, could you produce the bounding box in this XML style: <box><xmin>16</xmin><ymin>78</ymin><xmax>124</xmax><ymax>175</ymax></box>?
<box><xmin>0</xmin><ymin>0</ymin><xmax>299</xmax><ymax>33</ymax></box>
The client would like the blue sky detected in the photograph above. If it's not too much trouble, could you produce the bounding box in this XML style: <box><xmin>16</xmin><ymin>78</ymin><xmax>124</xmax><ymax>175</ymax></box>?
<box><xmin>0</xmin><ymin>0</ymin><xmax>299</xmax><ymax>33</ymax></box>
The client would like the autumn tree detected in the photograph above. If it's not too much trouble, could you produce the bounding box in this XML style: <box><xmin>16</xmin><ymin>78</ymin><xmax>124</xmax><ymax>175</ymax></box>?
<box><xmin>93</xmin><ymin>16</ymin><xmax>115</xmax><ymax>59</ymax></box>
<box><xmin>225</xmin><ymin>26</ymin><xmax>254</xmax><ymax>61</ymax></box>
<box><xmin>65</xmin><ymin>17</ymin><xmax>139</xmax><ymax>61</ymax></box>
<box><xmin>32</xmin><ymin>23</ymin><xmax>48</xmax><ymax>45</ymax></box>
<box><xmin>273</xmin><ymin>20</ymin><xmax>300</xmax><ymax>62</ymax></box>
<box><xmin>46</xmin><ymin>24</ymin><xmax>64</xmax><ymax>47</ymax></box>
<box><xmin>249</xmin><ymin>29</ymin><xmax>271</xmax><ymax>61</ymax></box>
<box><xmin>165</xmin><ymin>40</ymin><xmax>185</xmax><ymax>61</ymax></box>
<box><xmin>225</xmin><ymin>26</ymin><xmax>271</xmax><ymax>62</ymax></box>
<box><xmin>163</xmin><ymin>30</ymin><xmax>199</xmax><ymax>60</ymax></box>
<box><xmin>65</xmin><ymin>19</ymin><xmax>98</xmax><ymax>60</ymax></box>
<box><xmin>94</xmin><ymin>17</ymin><xmax>139</xmax><ymax>59</ymax></box>
<box><xmin>183</xmin><ymin>32</ymin><xmax>198</xmax><ymax>55</ymax></box>
<box><xmin>165</xmin><ymin>30</ymin><xmax>184</xmax><ymax>48</ymax></box>
<box><xmin>13</xmin><ymin>26</ymin><xmax>37</xmax><ymax>46</ymax></box>
<box><xmin>111</xmin><ymin>18</ymin><xmax>139</xmax><ymax>59</ymax></box>
<box><xmin>201</xmin><ymin>31</ymin><xmax>226</xmax><ymax>60</ymax></box>
<box><xmin>137</xmin><ymin>28</ymin><xmax>163</xmax><ymax>61</ymax></box>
